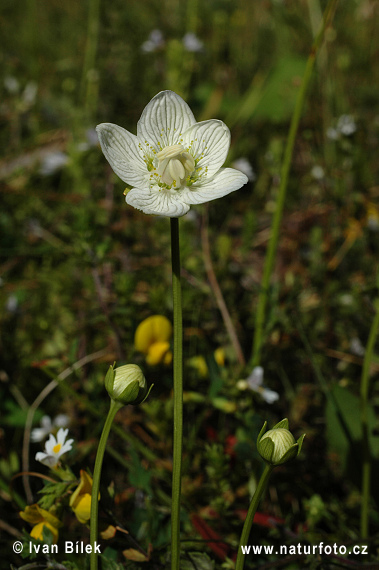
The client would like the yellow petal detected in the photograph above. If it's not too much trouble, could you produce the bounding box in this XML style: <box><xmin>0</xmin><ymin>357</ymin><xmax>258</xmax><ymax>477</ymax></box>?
<box><xmin>20</xmin><ymin>504</ymin><xmax>60</xmax><ymax>529</ymax></box>
<box><xmin>123</xmin><ymin>548</ymin><xmax>150</xmax><ymax>562</ymax></box>
<box><xmin>70</xmin><ymin>470</ymin><xmax>93</xmax><ymax>508</ymax></box>
<box><xmin>135</xmin><ymin>316</ymin><xmax>172</xmax><ymax>353</ymax></box>
<box><xmin>31</xmin><ymin>522</ymin><xmax>59</xmax><ymax>543</ymax></box>
<box><xmin>20</xmin><ymin>504</ymin><xmax>44</xmax><ymax>525</ymax></box>
<box><xmin>101</xmin><ymin>525</ymin><xmax>117</xmax><ymax>540</ymax></box>
<box><xmin>189</xmin><ymin>356</ymin><xmax>208</xmax><ymax>378</ymax></box>
<box><xmin>163</xmin><ymin>350</ymin><xmax>173</xmax><ymax>365</ymax></box>
<box><xmin>214</xmin><ymin>347</ymin><xmax>225</xmax><ymax>367</ymax></box>
<box><xmin>146</xmin><ymin>342</ymin><xmax>171</xmax><ymax>365</ymax></box>
<box><xmin>72</xmin><ymin>493</ymin><xmax>92</xmax><ymax>524</ymax></box>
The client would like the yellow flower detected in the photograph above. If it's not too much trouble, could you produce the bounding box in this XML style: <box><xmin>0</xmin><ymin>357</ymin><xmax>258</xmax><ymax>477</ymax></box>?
<box><xmin>189</xmin><ymin>356</ymin><xmax>208</xmax><ymax>378</ymax></box>
<box><xmin>70</xmin><ymin>470</ymin><xmax>95</xmax><ymax>524</ymax></box>
<box><xmin>214</xmin><ymin>347</ymin><xmax>225</xmax><ymax>367</ymax></box>
<box><xmin>135</xmin><ymin>315</ymin><xmax>172</xmax><ymax>365</ymax></box>
<box><xmin>20</xmin><ymin>504</ymin><xmax>61</xmax><ymax>543</ymax></box>
<box><xmin>189</xmin><ymin>348</ymin><xmax>226</xmax><ymax>378</ymax></box>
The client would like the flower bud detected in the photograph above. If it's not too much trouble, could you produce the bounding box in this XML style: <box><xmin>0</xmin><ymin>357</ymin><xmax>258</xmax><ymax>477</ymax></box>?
<box><xmin>257</xmin><ymin>418</ymin><xmax>305</xmax><ymax>466</ymax></box>
<box><xmin>105</xmin><ymin>364</ymin><xmax>148</xmax><ymax>406</ymax></box>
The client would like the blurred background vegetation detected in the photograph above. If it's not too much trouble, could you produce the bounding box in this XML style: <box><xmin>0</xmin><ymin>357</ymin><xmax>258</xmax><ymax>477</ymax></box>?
<box><xmin>1</xmin><ymin>0</ymin><xmax>379</xmax><ymax>568</ymax></box>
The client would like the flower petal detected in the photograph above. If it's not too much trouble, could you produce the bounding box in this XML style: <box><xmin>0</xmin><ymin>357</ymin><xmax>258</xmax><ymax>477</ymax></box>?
<box><xmin>182</xmin><ymin>119</ymin><xmax>231</xmax><ymax>179</ymax></box>
<box><xmin>181</xmin><ymin>168</ymin><xmax>248</xmax><ymax>205</ymax></box>
<box><xmin>56</xmin><ymin>428</ymin><xmax>69</xmax><ymax>445</ymax></box>
<box><xmin>35</xmin><ymin>451</ymin><xmax>58</xmax><ymax>467</ymax></box>
<box><xmin>44</xmin><ymin>433</ymin><xmax>58</xmax><ymax>455</ymax></box>
<box><xmin>59</xmin><ymin>440</ymin><xmax>74</xmax><ymax>455</ymax></box>
<box><xmin>137</xmin><ymin>91</ymin><xmax>196</xmax><ymax>149</ymax></box>
<box><xmin>125</xmin><ymin>186</ymin><xmax>190</xmax><ymax>217</ymax></box>
<box><xmin>72</xmin><ymin>494</ymin><xmax>92</xmax><ymax>524</ymax></box>
<box><xmin>96</xmin><ymin>123</ymin><xmax>147</xmax><ymax>186</ymax></box>
<box><xmin>135</xmin><ymin>315</ymin><xmax>172</xmax><ymax>353</ymax></box>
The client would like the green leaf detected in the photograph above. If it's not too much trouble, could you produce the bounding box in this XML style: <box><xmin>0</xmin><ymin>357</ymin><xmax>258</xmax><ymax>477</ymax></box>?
<box><xmin>254</xmin><ymin>55</ymin><xmax>307</xmax><ymax>122</ymax></box>
<box><xmin>326</xmin><ymin>385</ymin><xmax>379</xmax><ymax>473</ymax></box>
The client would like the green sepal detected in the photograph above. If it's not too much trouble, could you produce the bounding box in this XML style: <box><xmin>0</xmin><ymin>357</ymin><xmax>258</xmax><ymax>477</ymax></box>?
<box><xmin>118</xmin><ymin>379</ymin><xmax>140</xmax><ymax>405</ymax></box>
<box><xmin>140</xmin><ymin>383</ymin><xmax>154</xmax><ymax>404</ymax></box>
<box><xmin>257</xmin><ymin>421</ymin><xmax>267</xmax><ymax>444</ymax></box>
<box><xmin>296</xmin><ymin>433</ymin><xmax>306</xmax><ymax>456</ymax></box>
<box><xmin>272</xmin><ymin>418</ymin><xmax>289</xmax><ymax>430</ymax></box>
<box><xmin>277</xmin><ymin>444</ymin><xmax>298</xmax><ymax>465</ymax></box>
<box><xmin>258</xmin><ymin>436</ymin><xmax>275</xmax><ymax>463</ymax></box>
<box><xmin>104</xmin><ymin>363</ymin><xmax>116</xmax><ymax>394</ymax></box>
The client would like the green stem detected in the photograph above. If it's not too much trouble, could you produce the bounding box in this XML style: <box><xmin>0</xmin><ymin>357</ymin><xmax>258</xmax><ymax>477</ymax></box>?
<box><xmin>251</xmin><ymin>0</ymin><xmax>338</xmax><ymax>367</ymax></box>
<box><xmin>235</xmin><ymin>464</ymin><xmax>274</xmax><ymax>570</ymax></box>
<box><xmin>90</xmin><ymin>398</ymin><xmax>122</xmax><ymax>570</ymax></box>
<box><xmin>360</xmin><ymin>300</ymin><xmax>379</xmax><ymax>539</ymax></box>
<box><xmin>170</xmin><ymin>217</ymin><xmax>183</xmax><ymax>570</ymax></box>
<box><xmin>80</xmin><ymin>0</ymin><xmax>101</xmax><ymax>120</ymax></box>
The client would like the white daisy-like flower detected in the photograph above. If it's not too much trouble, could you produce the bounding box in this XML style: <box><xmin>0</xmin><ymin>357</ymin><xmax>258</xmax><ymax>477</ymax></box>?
<box><xmin>96</xmin><ymin>90</ymin><xmax>249</xmax><ymax>217</ymax></box>
<box><xmin>31</xmin><ymin>414</ymin><xmax>69</xmax><ymax>443</ymax></box>
<box><xmin>141</xmin><ymin>29</ymin><xmax>165</xmax><ymax>53</ymax></box>
<box><xmin>35</xmin><ymin>428</ymin><xmax>74</xmax><ymax>468</ymax></box>
<box><xmin>237</xmin><ymin>366</ymin><xmax>279</xmax><ymax>404</ymax></box>
<box><xmin>182</xmin><ymin>32</ymin><xmax>204</xmax><ymax>52</ymax></box>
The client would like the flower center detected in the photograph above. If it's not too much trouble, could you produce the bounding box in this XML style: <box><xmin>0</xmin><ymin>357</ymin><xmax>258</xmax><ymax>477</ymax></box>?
<box><xmin>156</xmin><ymin>144</ymin><xmax>195</xmax><ymax>188</ymax></box>
<box><xmin>53</xmin><ymin>443</ymin><xmax>62</xmax><ymax>454</ymax></box>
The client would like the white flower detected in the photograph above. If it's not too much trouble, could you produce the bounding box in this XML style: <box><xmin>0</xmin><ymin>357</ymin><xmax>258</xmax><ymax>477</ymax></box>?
<box><xmin>350</xmin><ymin>337</ymin><xmax>365</xmax><ymax>357</ymax></box>
<box><xmin>31</xmin><ymin>414</ymin><xmax>69</xmax><ymax>443</ymax></box>
<box><xmin>182</xmin><ymin>32</ymin><xmax>204</xmax><ymax>52</ymax></box>
<box><xmin>39</xmin><ymin>151</ymin><xmax>69</xmax><ymax>176</ymax></box>
<box><xmin>237</xmin><ymin>366</ymin><xmax>279</xmax><ymax>404</ymax></box>
<box><xmin>327</xmin><ymin>115</ymin><xmax>357</xmax><ymax>141</ymax></box>
<box><xmin>232</xmin><ymin>157</ymin><xmax>256</xmax><ymax>182</ymax></box>
<box><xmin>4</xmin><ymin>76</ymin><xmax>20</xmax><ymax>94</ymax></box>
<box><xmin>336</xmin><ymin>114</ymin><xmax>356</xmax><ymax>136</ymax></box>
<box><xmin>35</xmin><ymin>428</ymin><xmax>74</xmax><ymax>467</ymax></box>
<box><xmin>96</xmin><ymin>90</ymin><xmax>248</xmax><ymax>217</ymax></box>
<box><xmin>141</xmin><ymin>30</ymin><xmax>165</xmax><ymax>53</ymax></box>
<box><xmin>311</xmin><ymin>165</ymin><xmax>325</xmax><ymax>180</ymax></box>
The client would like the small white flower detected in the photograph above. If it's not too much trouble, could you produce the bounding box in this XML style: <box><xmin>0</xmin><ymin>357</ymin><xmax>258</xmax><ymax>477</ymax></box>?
<box><xmin>350</xmin><ymin>337</ymin><xmax>365</xmax><ymax>357</ymax></box>
<box><xmin>238</xmin><ymin>366</ymin><xmax>279</xmax><ymax>404</ymax></box>
<box><xmin>232</xmin><ymin>157</ymin><xmax>256</xmax><ymax>182</ymax></box>
<box><xmin>22</xmin><ymin>81</ymin><xmax>38</xmax><ymax>106</ymax></box>
<box><xmin>182</xmin><ymin>32</ymin><xmax>204</xmax><ymax>52</ymax></box>
<box><xmin>4</xmin><ymin>76</ymin><xmax>20</xmax><ymax>95</ymax></box>
<box><xmin>311</xmin><ymin>165</ymin><xmax>325</xmax><ymax>180</ymax></box>
<box><xmin>31</xmin><ymin>414</ymin><xmax>69</xmax><ymax>443</ymax></box>
<box><xmin>326</xmin><ymin>127</ymin><xmax>339</xmax><ymax>140</ymax></box>
<box><xmin>5</xmin><ymin>294</ymin><xmax>18</xmax><ymax>314</ymax></box>
<box><xmin>337</xmin><ymin>114</ymin><xmax>356</xmax><ymax>136</ymax></box>
<box><xmin>39</xmin><ymin>151</ymin><xmax>69</xmax><ymax>176</ymax></box>
<box><xmin>96</xmin><ymin>90</ymin><xmax>248</xmax><ymax>217</ymax></box>
<box><xmin>35</xmin><ymin>428</ymin><xmax>74</xmax><ymax>467</ymax></box>
<box><xmin>141</xmin><ymin>29</ymin><xmax>165</xmax><ymax>53</ymax></box>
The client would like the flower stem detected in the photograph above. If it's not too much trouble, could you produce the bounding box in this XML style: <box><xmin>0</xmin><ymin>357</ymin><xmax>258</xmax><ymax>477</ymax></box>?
<box><xmin>90</xmin><ymin>398</ymin><xmax>122</xmax><ymax>570</ymax></box>
<box><xmin>235</xmin><ymin>464</ymin><xmax>274</xmax><ymax>570</ymax></box>
<box><xmin>80</xmin><ymin>0</ymin><xmax>100</xmax><ymax>120</ymax></box>
<box><xmin>360</xmin><ymin>299</ymin><xmax>379</xmax><ymax>539</ymax></box>
<box><xmin>170</xmin><ymin>217</ymin><xmax>183</xmax><ymax>570</ymax></box>
<box><xmin>251</xmin><ymin>0</ymin><xmax>338</xmax><ymax>367</ymax></box>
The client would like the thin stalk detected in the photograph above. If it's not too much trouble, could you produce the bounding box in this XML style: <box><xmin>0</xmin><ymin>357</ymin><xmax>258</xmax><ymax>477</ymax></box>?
<box><xmin>170</xmin><ymin>217</ymin><xmax>183</xmax><ymax>570</ymax></box>
<box><xmin>360</xmin><ymin>300</ymin><xmax>379</xmax><ymax>539</ymax></box>
<box><xmin>201</xmin><ymin>208</ymin><xmax>245</xmax><ymax>368</ymax></box>
<box><xmin>235</xmin><ymin>464</ymin><xmax>274</xmax><ymax>570</ymax></box>
<box><xmin>80</xmin><ymin>0</ymin><xmax>101</xmax><ymax>120</ymax></box>
<box><xmin>251</xmin><ymin>0</ymin><xmax>338</xmax><ymax>367</ymax></box>
<box><xmin>90</xmin><ymin>399</ymin><xmax>122</xmax><ymax>570</ymax></box>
